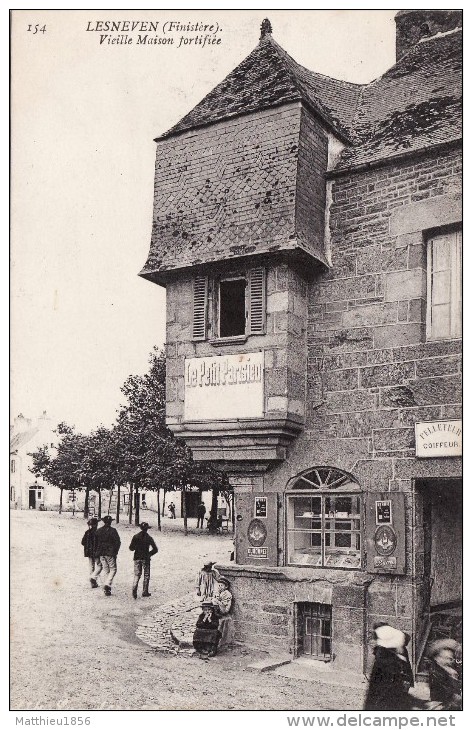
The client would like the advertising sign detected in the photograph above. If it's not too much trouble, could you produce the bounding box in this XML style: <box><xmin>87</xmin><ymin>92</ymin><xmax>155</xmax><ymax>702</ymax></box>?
<box><xmin>235</xmin><ymin>492</ymin><xmax>278</xmax><ymax>565</ymax></box>
<box><xmin>184</xmin><ymin>352</ymin><xmax>264</xmax><ymax>421</ymax></box>
<box><xmin>366</xmin><ymin>493</ymin><xmax>406</xmax><ymax>575</ymax></box>
<box><xmin>415</xmin><ymin>420</ymin><xmax>462</xmax><ymax>458</ymax></box>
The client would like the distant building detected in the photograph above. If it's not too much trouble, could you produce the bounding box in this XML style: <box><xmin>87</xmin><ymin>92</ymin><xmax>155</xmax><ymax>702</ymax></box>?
<box><xmin>140</xmin><ymin>11</ymin><xmax>462</xmax><ymax>675</ymax></box>
<box><xmin>9</xmin><ymin>412</ymin><xmax>61</xmax><ymax>509</ymax></box>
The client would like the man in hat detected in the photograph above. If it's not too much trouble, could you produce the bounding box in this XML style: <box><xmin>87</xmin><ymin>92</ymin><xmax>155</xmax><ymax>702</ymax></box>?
<box><xmin>196</xmin><ymin>561</ymin><xmax>221</xmax><ymax>602</ymax></box>
<box><xmin>81</xmin><ymin>517</ymin><xmax>100</xmax><ymax>587</ymax></box>
<box><xmin>92</xmin><ymin>515</ymin><xmax>121</xmax><ymax>596</ymax></box>
<box><xmin>129</xmin><ymin>522</ymin><xmax>158</xmax><ymax>599</ymax></box>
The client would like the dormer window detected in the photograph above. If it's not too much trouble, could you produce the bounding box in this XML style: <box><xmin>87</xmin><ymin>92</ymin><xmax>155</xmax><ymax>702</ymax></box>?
<box><xmin>192</xmin><ymin>267</ymin><xmax>266</xmax><ymax>342</ymax></box>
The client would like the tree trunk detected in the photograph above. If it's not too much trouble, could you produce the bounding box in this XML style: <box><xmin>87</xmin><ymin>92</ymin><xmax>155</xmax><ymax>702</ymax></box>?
<box><xmin>84</xmin><ymin>486</ymin><xmax>90</xmax><ymax>519</ymax></box>
<box><xmin>157</xmin><ymin>488</ymin><xmax>161</xmax><ymax>531</ymax></box>
<box><xmin>59</xmin><ymin>488</ymin><xmax>63</xmax><ymax>514</ymax></box>
<box><xmin>162</xmin><ymin>489</ymin><xmax>166</xmax><ymax>516</ymax></box>
<box><xmin>182</xmin><ymin>488</ymin><xmax>188</xmax><ymax>536</ymax></box>
<box><xmin>129</xmin><ymin>483</ymin><xmax>134</xmax><ymax>524</ymax></box>
<box><xmin>98</xmin><ymin>489</ymin><xmax>102</xmax><ymax>519</ymax></box>
<box><xmin>116</xmin><ymin>484</ymin><xmax>120</xmax><ymax>524</ymax></box>
<box><xmin>134</xmin><ymin>488</ymin><xmax>140</xmax><ymax>526</ymax></box>
<box><xmin>208</xmin><ymin>486</ymin><xmax>219</xmax><ymax>533</ymax></box>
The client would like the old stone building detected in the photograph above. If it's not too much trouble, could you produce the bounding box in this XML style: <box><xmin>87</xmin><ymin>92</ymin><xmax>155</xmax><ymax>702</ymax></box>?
<box><xmin>140</xmin><ymin>11</ymin><xmax>462</xmax><ymax>676</ymax></box>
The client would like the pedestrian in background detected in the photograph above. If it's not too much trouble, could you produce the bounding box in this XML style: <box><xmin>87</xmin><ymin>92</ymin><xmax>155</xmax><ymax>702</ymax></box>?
<box><xmin>168</xmin><ymin>502</ymin><xmax>176</xmax><ymax>519</ymax></box>
<box><xmin>364</xmin><ymin>623</ymin><xmax>414</xmax><ymax>711</ymax></box>
<box><xmin>129</xmin><ymin>522</ymin><xmax>158</xmax><ymax>599</ymax></box>
<box><xmin>197</xmin><ymin>501</ymin><xmax>206</xmax><ymax>529</ymax></box>
<box><xmin>92</xmin><ymin>515</ymin><xmax>121</xmax><ymax>596</ymax></box>
<box><xmin>81</xmin><ymin>517</ymin><xmax>100</xmax><ymax>588</ymax></box>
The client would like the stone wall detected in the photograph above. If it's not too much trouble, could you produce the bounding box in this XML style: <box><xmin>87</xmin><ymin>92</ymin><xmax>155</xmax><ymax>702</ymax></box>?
<box><xmin>165</xmin><ymin>260</ymin><xmax>308</xmax><ymax>432</ymax></box>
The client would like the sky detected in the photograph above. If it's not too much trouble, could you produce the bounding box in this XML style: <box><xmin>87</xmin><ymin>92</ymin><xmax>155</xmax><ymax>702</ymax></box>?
<box><xmin>10</xmin><ymin>9</ymin><xmax>399</xmax><ymax>434</ymax></box>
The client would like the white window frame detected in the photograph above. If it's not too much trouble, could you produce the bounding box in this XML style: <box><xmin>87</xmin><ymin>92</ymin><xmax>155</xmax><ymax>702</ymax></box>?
<box><xmin>426</xmin><ymin>229</ymin><xmax>462</xmax><ymax>341</ymax></box>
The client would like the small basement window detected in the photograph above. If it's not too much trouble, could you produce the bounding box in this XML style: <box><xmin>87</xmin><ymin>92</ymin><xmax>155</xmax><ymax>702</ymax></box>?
<box><xmin>219</xmin><ymin>277</ymin><xmax>246</xmax><ymax>338</ymax></box>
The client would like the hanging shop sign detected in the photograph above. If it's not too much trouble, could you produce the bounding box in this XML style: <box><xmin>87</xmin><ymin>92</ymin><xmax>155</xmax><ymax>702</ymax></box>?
<box><xmin>184</xmin><ymin>352</ymin><xmax>264</xmax><ymax>421</ymax></box>
<box><xmin>415</xmin><ymin>420</ymin><xmax>462</xmax><ymax>458</ymax></box>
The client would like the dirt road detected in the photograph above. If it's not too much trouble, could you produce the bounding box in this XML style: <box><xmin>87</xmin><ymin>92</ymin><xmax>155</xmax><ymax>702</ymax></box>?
<box><xmin>10</xmin><ymin>510</ymin><xmax>364</xmax><ymax>710</ymax></box>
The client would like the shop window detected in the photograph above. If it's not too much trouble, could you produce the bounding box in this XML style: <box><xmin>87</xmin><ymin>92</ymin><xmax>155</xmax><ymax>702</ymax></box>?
<box><xmin>191</xmin><ymin>268</ymin><xmax>266</xmax><ymax>341</ymax></box>
<box><xmin>286</xmin><ymin>467</ymin><xmax>362</xmax><ymax>569</ymax></box>
<box><xmin>427</xmin><ymin>229</ymin><xmax>462</xmax><ymax>341</ymax></box>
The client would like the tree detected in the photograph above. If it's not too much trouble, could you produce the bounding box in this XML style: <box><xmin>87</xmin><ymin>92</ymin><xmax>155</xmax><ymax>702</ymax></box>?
<box><xmin>29</xmin><ymin>422</ymin><xmax>85</xmax><ymax>513</ymax></box>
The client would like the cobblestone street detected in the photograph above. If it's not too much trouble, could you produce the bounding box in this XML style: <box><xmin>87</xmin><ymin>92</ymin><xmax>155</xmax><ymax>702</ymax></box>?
<box><xmin>11</xmin><ymin>510</ymin><xmax>365</xmax><ymax>711</ymax></box>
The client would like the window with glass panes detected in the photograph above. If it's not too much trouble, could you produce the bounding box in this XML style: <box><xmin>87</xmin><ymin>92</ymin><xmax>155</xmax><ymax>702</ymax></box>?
<box><xmin>286</xmin><ymin>467</ymin><xmax>362</xmax><ymax>568</ymax></box>
<box><xmin>427</xmin><ymin>229</ymin><xmax>462</xmax><ymax>341</ymax></box>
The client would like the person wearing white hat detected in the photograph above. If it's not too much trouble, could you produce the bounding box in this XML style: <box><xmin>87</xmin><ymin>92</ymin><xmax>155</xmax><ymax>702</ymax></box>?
<box><xmin>364</xmin><ymin>622</ymin><xmax>414</xmax><ymax>711</ymax></box>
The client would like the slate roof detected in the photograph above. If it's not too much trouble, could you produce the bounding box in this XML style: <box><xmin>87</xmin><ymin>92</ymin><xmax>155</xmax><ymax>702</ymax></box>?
<box><xmin>335</xmin><ymin>29</ymin><xmax>462</xmax><ymax>170</ymax></box>
<box><xmin>10</xmin><ymin>427</ymin><xmax>40</xmax><ymax>453</ymax></box>
<box><xmin>157</xmin><ymin>26</ymin><xmax>462</xmax><ymax>170</ymax></box>
<box><xmin>157</xmin><ymin>34</ymin><xmax>362</xmax><ymax>144</ymax></box>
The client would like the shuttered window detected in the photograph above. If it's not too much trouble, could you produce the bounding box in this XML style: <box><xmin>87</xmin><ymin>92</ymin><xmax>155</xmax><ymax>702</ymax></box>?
<box><xmin>248</xmin><ymin>267</ymin><xmax>266</xmax><ymax>335</ymax></box>
<box><xmin>427</xmin><ymin>230</ymin><xmax>462</xmax><ymax>341</ymax></box>
<box><xmin>192</xmin><ymin>276</ymin><xmax>208</xmax><ymax>340</ymax></box>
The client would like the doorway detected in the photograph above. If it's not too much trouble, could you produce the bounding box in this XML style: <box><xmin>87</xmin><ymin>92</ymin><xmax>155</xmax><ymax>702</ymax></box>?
<box><xmin>29</xmin><ymin>488</ymin><xmax>36</xmax><ymax>509</ymax></box>
<box><xmin>419</xmin><ymin>478</ymin><xmax>462</xmax><ymax>647</ymax></box>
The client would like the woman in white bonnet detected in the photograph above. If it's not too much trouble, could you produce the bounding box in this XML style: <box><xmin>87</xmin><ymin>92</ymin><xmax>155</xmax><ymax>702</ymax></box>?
<box><xmin>364</xmin><ymin>622</ymin><xmax>414</xmax><ymax>711</ymax></box>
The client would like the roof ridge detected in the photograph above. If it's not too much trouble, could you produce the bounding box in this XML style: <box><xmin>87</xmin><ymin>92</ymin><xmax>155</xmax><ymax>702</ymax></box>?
<box><xmin>267</xmin><ymin>35</ymin><xmax>363</xmax><ymax>90</ymax></box>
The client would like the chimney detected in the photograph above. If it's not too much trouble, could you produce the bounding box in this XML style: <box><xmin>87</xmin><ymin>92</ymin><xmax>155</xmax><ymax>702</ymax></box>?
<box><xmin>395</xmin><ymin>9</ymin><xmax>462</xmax><ymax>61</ymax></box>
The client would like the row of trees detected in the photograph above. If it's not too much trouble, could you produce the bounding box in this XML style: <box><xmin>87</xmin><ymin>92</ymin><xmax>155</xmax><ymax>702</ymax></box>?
<box><xmin>29</xmin><ymin>348</ymin><xmax>229</xmax><ymax>534</ymax></box>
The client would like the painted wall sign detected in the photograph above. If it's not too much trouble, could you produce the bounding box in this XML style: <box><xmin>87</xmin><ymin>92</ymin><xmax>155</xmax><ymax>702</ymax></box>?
<box><xmin>415</xmin><ymin>419</ymin><xmax>462</xmax><ymax>458</ymax></box>
<box><xmin>255</xmin><ymin>497</ymin><xmax>267</xmax><ymax>518</ymax></box>
<box><xmin>184</xmin><ymin>352</ymin><xmax>264</xmax><ymax>421</ymax></box>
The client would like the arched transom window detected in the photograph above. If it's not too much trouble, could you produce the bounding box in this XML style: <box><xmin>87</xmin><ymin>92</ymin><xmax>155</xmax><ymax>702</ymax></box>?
<box><xmin>286</xmin><ymin>467</ymin><xmax>362</xmax><ymax>570</ymax></box>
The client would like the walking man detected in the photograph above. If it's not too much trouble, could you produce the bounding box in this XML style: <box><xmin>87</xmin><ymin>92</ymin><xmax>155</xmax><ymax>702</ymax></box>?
<box><xmin>93</xmin><ymin>515</ymin><xmax>121</xmax><ymax>596</ymax></box>
<box><xmin>196</xmin><ymin>501</ymin><xmax>206</xmax><ymax>529</ymax></box>
<box><xmin>81</xmin><ymin>517</ymin><xmax>100</xmax><ymax>588</ymax></box>
<box><xmin>129</xmin><ymin>522</ymin><xmax>158</xmax><ymax>599</ymax></box>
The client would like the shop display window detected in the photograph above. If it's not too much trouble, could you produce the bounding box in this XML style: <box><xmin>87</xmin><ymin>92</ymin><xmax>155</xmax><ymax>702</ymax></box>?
<box><xmin>286</xmin><ymin>467</ymin><xmax>362</xmax><ymax>568</ymax></box>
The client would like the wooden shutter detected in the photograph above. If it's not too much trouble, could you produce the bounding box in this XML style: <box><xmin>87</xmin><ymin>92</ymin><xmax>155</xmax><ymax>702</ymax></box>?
<box><xmin>247</xmin><ymin>267</ymin><xmax>266</xmax><ymax>335</ymax></box>
<box><xmin>192</xmin><ymin>276</ymin><xmax>208</xmax><ymax>340</ymax></box>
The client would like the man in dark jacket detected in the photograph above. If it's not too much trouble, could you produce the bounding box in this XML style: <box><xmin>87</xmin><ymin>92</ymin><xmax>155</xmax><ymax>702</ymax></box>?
<box><xmin>92</xmin><ymin>515</ymin><xmax>121</xmax><ymax>596</ymax></box>
<box><xmin>81</xmin><ymin>517</ymin><xmax>100</xmax><ymax>588</ymax></box>
<box><xmin>196</xmin><ymin>502</ymin><xmax>206</xmax><ymax>529</ymax></box>
<box><xmin>129</xmin><ymin>522</ymin><xmax>158</xmax><ymax>599</ymax></box>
